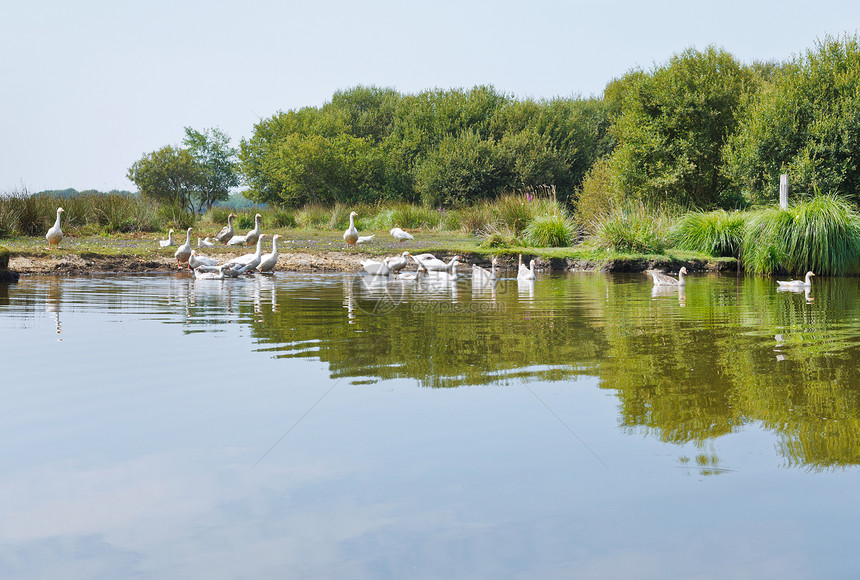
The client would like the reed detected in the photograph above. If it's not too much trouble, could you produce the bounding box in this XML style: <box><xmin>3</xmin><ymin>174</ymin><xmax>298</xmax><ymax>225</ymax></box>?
<box><xmin>671</xmin><ymin>209</ymin><xmax>746</xmax><ymax>257</ymax></box>
<box><xmin>742</xmin><ymin>195</ymin><xmax>860</xmax><ymax>275</ymax></box>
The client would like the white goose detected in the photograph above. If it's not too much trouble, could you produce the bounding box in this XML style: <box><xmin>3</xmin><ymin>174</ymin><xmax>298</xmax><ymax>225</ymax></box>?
<box><xmin>257</xmin><ymin>234</ymin><xmax>281</xmax><ymax>273</ymax></box>
<box><xmin>517</xmin><ymin>256</ymin><xmax>536</xmax><ymax>281</ymax></box>
<box><xmin>386</xmin><ymin>251</ymin><xmax>411</xmax><ymax>274</ymax></box>
<box><xmin>198</xmin><ymin>237</ymin><xmax>215</xmax><ymax>247</ymax></box>
<box><xmin>189</xmin><ymin>250</ymin><xmax>218</xmax><ymax>269</ymax></box>
<box><xmin>159</xmin><ymin>228</ymin><xmax>175</xmax><ymax>247</ymax></box>
<box><xmin>357</xmin><ymin>234</ymin><xmax>375</xmax><ymax>245</ymax></box>
<box><xmin>46</xmin><ymin>207</ymin><xmax>64</xmax><ymax>248</ymax></box>
<box><xmin>215</xmin><ymin>213</ymin><xmax>236</xmax><ymax>244</ymax></box>
<box><xmin>413</xmin><ymin>254</ymin><xmax>459</xmax><ymax>273</ymax></box>
<box><xmin>648</xmin><ymin>267</ymin><xmax>687</xmax><ymax>286</ymax></box>
<box><xmin>390</xmin><ymin>227</ymin><xmax>414</xmax><ymax>243</ymax></box>
<box><xmin>174</xmin><ymin>228</ymin><xmax>193</xmax><ymax>268</ymax></box>
<box><xmin>777</xmin><ymin>271</ymin><xmax>815</xmax><ymax>289</ymax></box>
<box><xmin>344</xmin><ymin>211</ymin><xmax>359</xmax><ymax>247</ymax></box>
<box><xmin>194</xmin><ymin>264</ymin><xmax>232</xmax><ymax>280</ymax></box>
<box><xmin>223</xmin><ymin>234</ymin><xmax>267</xmax><ymax>273</ymax></box>
<box><xmin>472</xmin><ymin>256</ymin><xmax>498</xmax><ymax>283</ymax></box>
<box><xmin>243</xmin><ymin>213</ymin><xmax>263</xmax><ymax>246</ymax></box>
<box><xmin>361</xmin><ymin>257</ymin><xmax>391</xmax><ymax>276</ymax></box>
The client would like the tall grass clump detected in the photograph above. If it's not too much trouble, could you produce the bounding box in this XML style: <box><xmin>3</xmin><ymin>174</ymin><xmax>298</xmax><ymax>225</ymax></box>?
<box><xmin>491</xmin><ymin>194</ymin><xmax>535</xmax><ymax>234</ymax></box>
<box><xmin>671</xmin><ymin>209</ymin><xmax>746</xmax><ymax>257</ymax></box>
<box><xmin>588</xmin><ymin>203</ymin><xmax>669</xmax><ymax>254</ymax></box>
<box><xmin>742</xmin><ymin>195</ymin><xmax>860</xmax><ymax>275</ymax></box>
<box><xmin>294</xmin><ymin>204</ymin><xmax>331</xmax><ymax>229</ymax></box>
<box><xmin>523</xmin><ymin>214</ymin><xmax>578</xmax><ymax>247</ymax></box>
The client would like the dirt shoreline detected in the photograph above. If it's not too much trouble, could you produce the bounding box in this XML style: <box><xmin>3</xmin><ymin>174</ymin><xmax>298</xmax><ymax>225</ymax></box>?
<box><xmin>5</xmin><ymin>251</ymin><xmax>736</xmax><ymax>276</ymax></box>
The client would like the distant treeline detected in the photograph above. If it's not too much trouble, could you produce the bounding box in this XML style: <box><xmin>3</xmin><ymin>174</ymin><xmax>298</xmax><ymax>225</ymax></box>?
<box><xmin>237</xmin><ymin>34</ymin><xmax>860</xmax><ymax>218</ymax></box>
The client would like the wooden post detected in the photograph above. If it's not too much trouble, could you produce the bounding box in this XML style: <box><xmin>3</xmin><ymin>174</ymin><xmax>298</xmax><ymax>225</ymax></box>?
<box><xmin>779</xmin><ymin>174</ymin><xmax>789</xmax><ymax>210</ymax></box>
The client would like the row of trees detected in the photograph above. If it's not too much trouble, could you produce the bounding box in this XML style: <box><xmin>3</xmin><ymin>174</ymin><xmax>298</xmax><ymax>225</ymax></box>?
<box><xmin>128</xmin><ymin>34</ymin><xmax>860</xmax><ymax>216</ymax></box>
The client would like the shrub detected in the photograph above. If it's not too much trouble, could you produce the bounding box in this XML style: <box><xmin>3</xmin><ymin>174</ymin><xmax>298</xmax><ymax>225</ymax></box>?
<box><xmin>671</xmin><ymin>210</ymin><xmax>746</xmax><ymax>257</ymax></box>
<box><xmin>523</xmin><ymin>214</ymin><xmax>577</xmax><ymax>247</ymax></box>
<box><xmin>0</xmin><ymin>246</ymin><xmax>9</xmax><ymax>269</ymax></box>
<box><xmin>741</xmin><ymin>195</ymin><xmax>860</xmax><ymax>275</ymax></box>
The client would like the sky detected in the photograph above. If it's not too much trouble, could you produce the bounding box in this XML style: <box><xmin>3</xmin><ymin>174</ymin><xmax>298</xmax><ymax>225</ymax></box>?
<box><xmin>1</xmin><ymin>0</ymin><xmax>859</xmax><ymax>194</ymax></box>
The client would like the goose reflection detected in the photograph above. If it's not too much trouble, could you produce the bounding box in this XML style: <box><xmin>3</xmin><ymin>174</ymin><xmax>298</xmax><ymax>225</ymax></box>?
<box><xmin>651</xmin><ymin>284</ymin><xmax>686</xmax><ymax>306</ymax></box>
<box><xmin>46</xmin><ymin>280</ymin><xmax>62</xmax><ymax>340</ymax></box>
<box><xmin>777</xmin><ymin>284</ymin><xmax>813</xmax><ymax>303</ymax></box>
<box><xmin>343</xmin><ymin>274</ymin><xmax>356</xmax><ymax>323</ymax></box>
<box><xmin>518</xmin><ymin>278</ymin><xmax>535</xmax><ymax>302</ymax></box>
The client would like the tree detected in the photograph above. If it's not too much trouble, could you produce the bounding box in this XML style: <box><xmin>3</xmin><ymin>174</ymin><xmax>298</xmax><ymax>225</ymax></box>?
<box><xmin>725</xmin><ymin>34</ymin><xmax>860</xmax><ymax>204</ymax></box>
<box><xmin>127</xmin><ymin>146</ymin><xmax>202</xmax><ymax>213</ymax></box>
<box><xmin>608</xmin><ymin>46</ymin><xmax>756</xmax><ymax>208</ymax></box>
<box><xmin>183</xmin><ymin>127</ymin><xmax>239</xmax><ymax>212</ymax></box>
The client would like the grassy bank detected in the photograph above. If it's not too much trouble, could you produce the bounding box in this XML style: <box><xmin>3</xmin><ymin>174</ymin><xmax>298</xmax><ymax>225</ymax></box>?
<box><xmin>4</xmin><ymin>190</ymin><xmax>857</xmax><ymax>275</ymax></box>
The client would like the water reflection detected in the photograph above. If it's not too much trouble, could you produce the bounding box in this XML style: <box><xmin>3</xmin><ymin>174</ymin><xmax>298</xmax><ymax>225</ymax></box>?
<box><xmin>6</xmin><ymin>272</ymin><xmax>860</xmax><ymax>473</ymax></box>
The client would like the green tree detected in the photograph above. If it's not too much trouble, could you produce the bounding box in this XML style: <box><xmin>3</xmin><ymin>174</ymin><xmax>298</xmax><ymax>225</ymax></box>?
<box><xmin>183</xmin><ymin>127</ymin><xmax>239</xmax><ymax>212</ymax></box>
<box><xmin>725</xmin><ymin>34</ymin><xmax>860</xmax><ymax>204</ymax></box>
<box><xmin>127</xmin><ymin>145</ymin><xmax>202</xmax><ymax>214</ymax></box>
<box><xmin>609</xmin><ymin>46</ymin><xmax>756</xmax><ymax>208</ymax></box>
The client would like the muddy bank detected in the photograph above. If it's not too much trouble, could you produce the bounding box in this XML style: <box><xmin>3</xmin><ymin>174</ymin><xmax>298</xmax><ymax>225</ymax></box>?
<box><xmin>6</xmin><ymin>250</ymin><xmax>736</xmax><ymax>276</ymax></box>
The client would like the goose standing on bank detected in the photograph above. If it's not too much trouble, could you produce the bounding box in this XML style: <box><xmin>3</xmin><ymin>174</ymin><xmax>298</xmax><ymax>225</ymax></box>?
<box><xmin>648</xmin><ymin>267</ymin><xmax>687</xmax><ymax>286</ymax></box>
<box><xmin>777</xmin><ymin>271</ymin><xmax>815</xmax><ymax>289</ymax></box>
<box><xmin>473</xmin><ymin>256</ymin><xmax>498</xmax><ymax>284</ymax></box>
<box><xmin>517</xmin><ymin>256</ymin><xmax>536</xmax><ymax>281</ymax></box>
<box><xmin>257</xmin><ymin>234</ymin><xmax>281</xmax><ymax>273</ymax></box>
<box><xmin>344</xmin><ymin>211</ymin><xmax>359</xmax><ymax>248</ymax></box>
<box><xmin>243</xmin><ymin>213</ymin><xmax>263</xmax><ymax>246</ymax></box>
<box><xmin>46</xmin><ymin>207</ymin><xmax>64</xmax><ymax>248</ymax></box>
<box><xmin>390</xmin><ymin>227</ymin><xmax>414</xmax><ymax>243</ymax></box>
<box><xmin>215</xmin><ymin>213</ymin><xmax>237</xmax><ymax>244</ymax></box>
<box><xmin>159</xmin><ymin>229</ymin><xmax>175</xmax><ymax>247</ymax></box>
<box><xmin>174</xmin><ymin>228</ymin><xmax>193</xmax><ymax>268</ymax></box>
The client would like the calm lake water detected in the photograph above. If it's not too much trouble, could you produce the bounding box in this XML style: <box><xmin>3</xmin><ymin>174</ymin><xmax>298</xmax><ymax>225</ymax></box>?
<box><xmin>1</xmin><ymin>270</ymin><xmax>859</xmax><ymax>579</ymax></box>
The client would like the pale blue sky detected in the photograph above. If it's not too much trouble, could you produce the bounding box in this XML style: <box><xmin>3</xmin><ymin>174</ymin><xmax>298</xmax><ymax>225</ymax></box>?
<box><xmin>1</xmin><ymin>0</ymin><xmax>858</xmax><ymax>194</ymax></box>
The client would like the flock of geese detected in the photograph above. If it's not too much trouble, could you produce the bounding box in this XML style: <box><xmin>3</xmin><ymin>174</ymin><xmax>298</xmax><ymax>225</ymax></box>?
<box><xmin>43</xmin><ymin>205</ymin><xmax>816</xmax><ymax>288</ymax></box>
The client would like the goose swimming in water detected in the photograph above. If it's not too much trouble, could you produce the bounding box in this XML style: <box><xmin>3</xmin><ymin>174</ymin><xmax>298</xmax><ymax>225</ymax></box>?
<box><xmin>777</xmin><ymin>271</ymin><xmax>814</xmax><ymax>289</ymax></box>
<box><xmin>648</xmin><ymin>267</ymin><xmax>687</xmax><ymax>286</ymax></box>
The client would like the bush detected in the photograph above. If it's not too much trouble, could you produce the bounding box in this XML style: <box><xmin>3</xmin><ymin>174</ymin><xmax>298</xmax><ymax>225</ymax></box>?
<box><xmin>523</xmin><ymin>214</ymin><xmax>577</xmax><ymax>247</ymax></box>
<box><xmin>741</xmin><ymin>195</ymin><xmax>860</xmax><ymax>275</ymax></box>
<box><xmin>671</xmin><ymin>210</ymin><xmax>746</xmax><ymax>257</ymax></box>
<box><xmin>0</xmin><ymin>246</ymin><xmax>9</xmax><ymax>269</ymax></box>
<box><xmin>478</xmin><ymin>224</ymin><xmax>521</xmax><ymax>248</ymax></box>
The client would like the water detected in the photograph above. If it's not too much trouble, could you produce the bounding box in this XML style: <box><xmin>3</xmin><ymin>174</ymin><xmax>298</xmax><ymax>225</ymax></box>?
<box><xmin>1</xmin><ymin>271</ymin><xmax>859</xmax><ymax>579</ymax></box>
